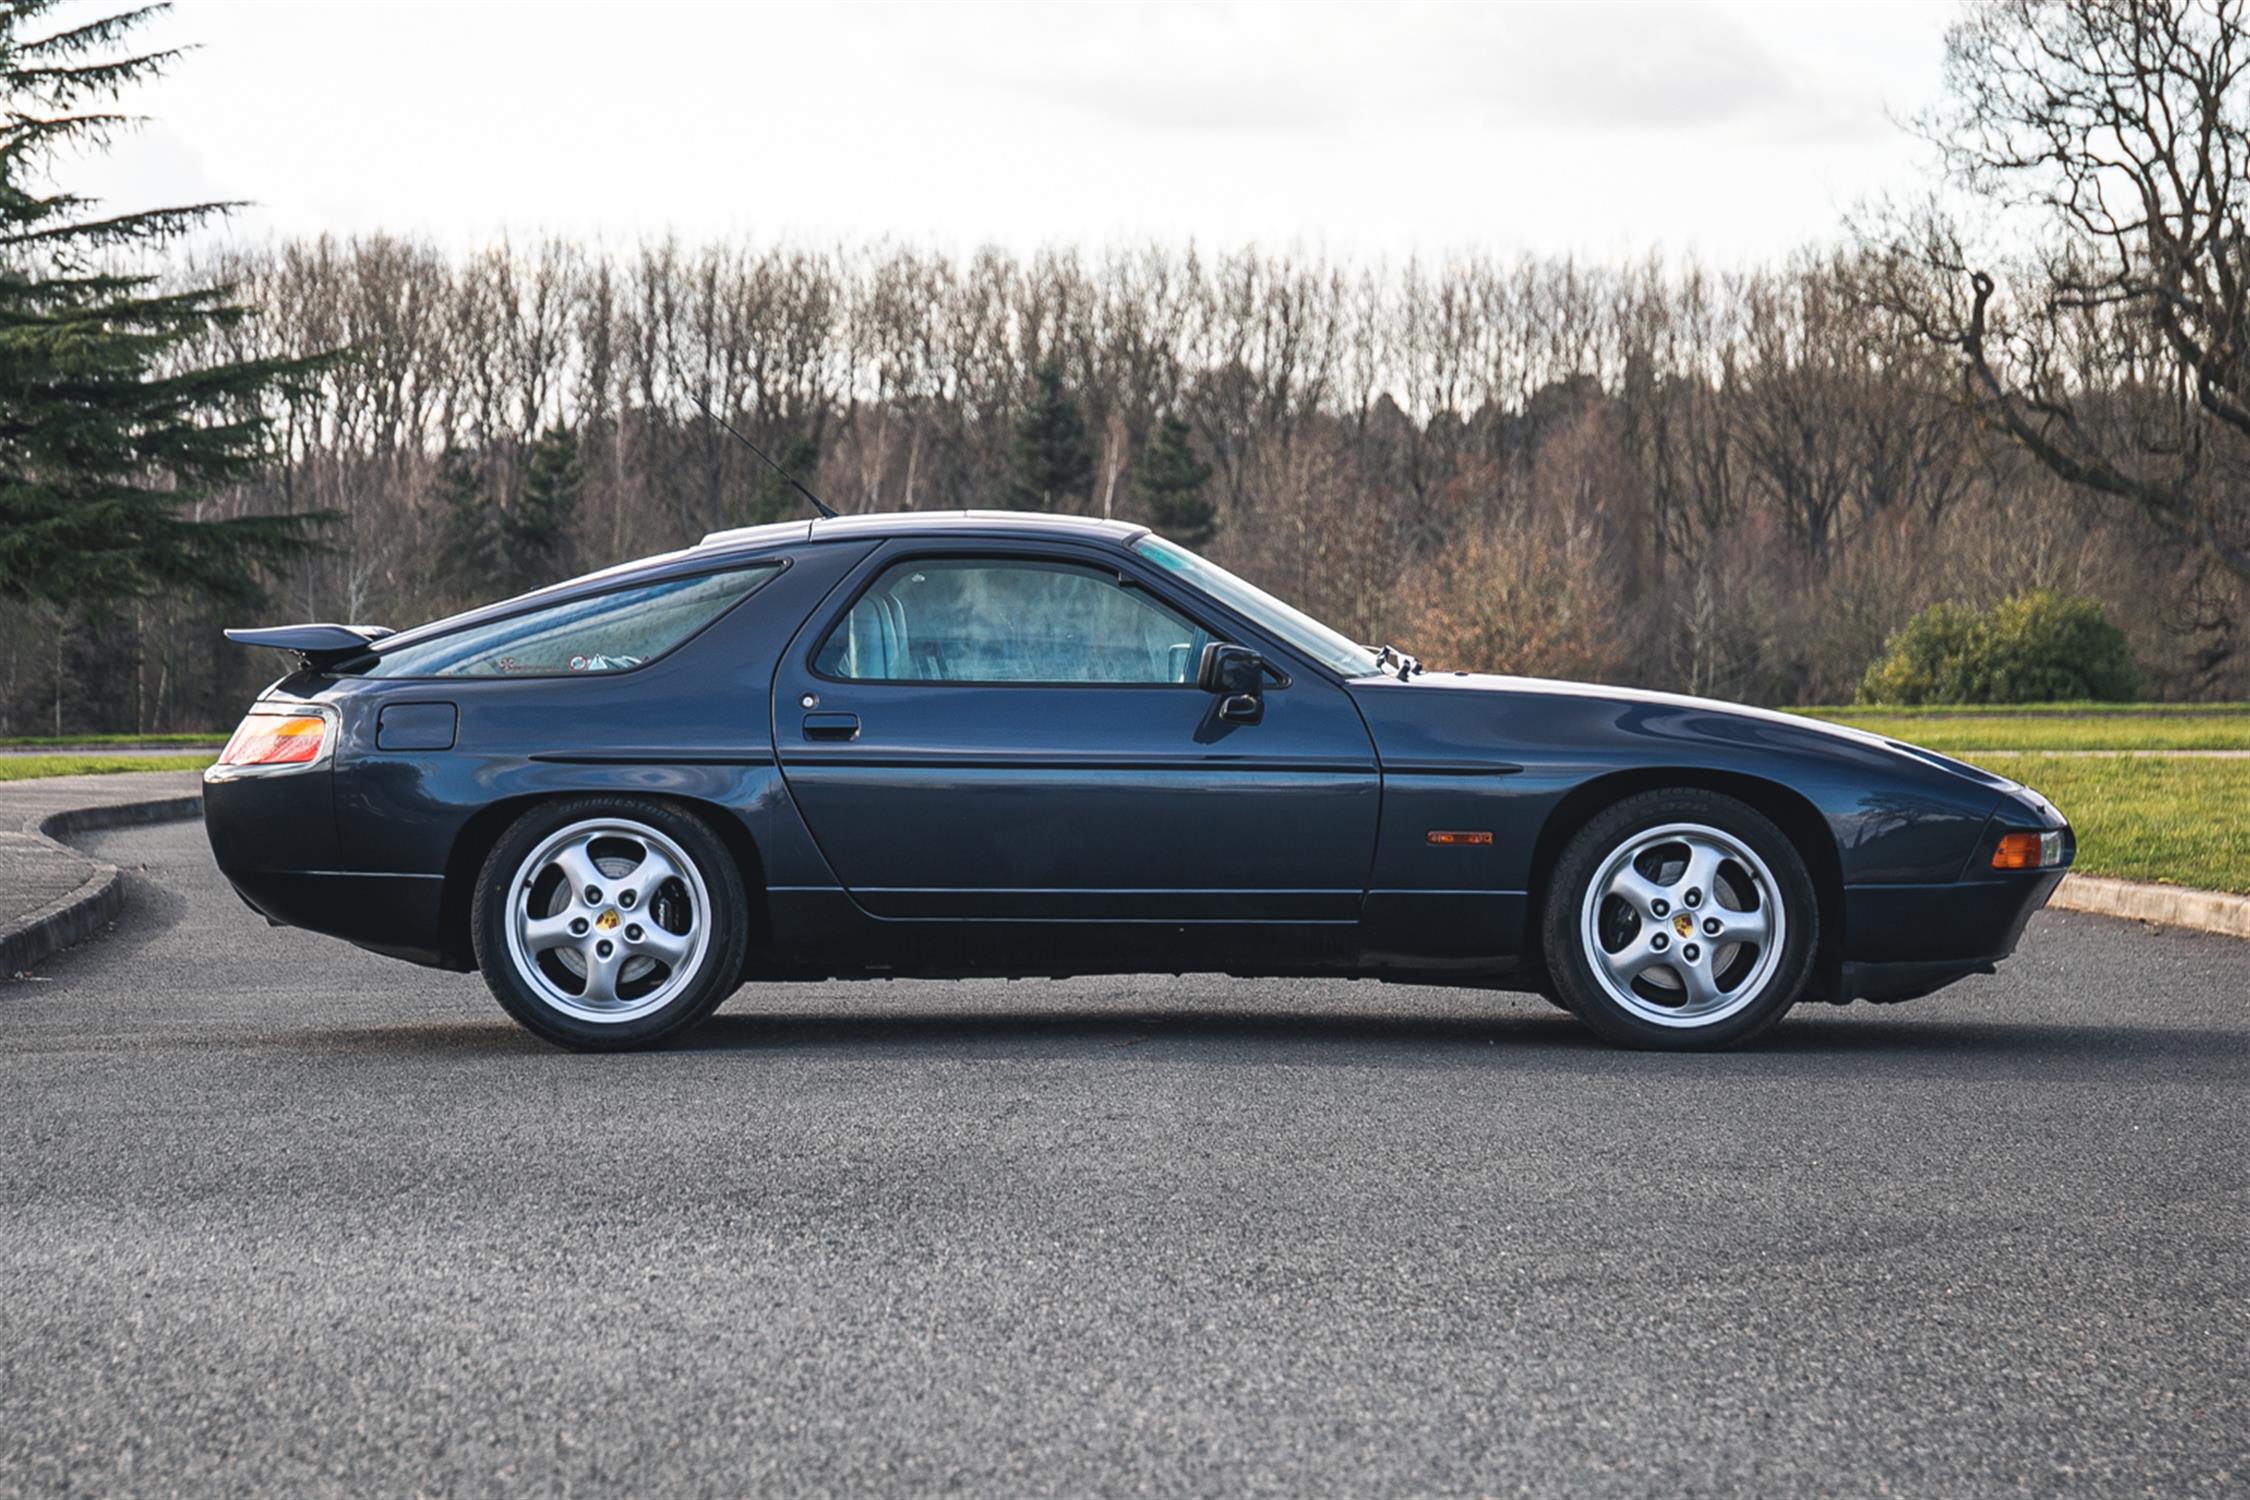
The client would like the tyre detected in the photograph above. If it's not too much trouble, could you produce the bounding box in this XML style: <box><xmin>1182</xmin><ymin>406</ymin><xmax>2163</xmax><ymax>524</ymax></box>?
<box><xmin>471</xmin><ymin>797</ymin><xmax>748</xmax><ymax>1050</ymax></box>
<box><xmin>1541</xmin><ymin>788</ymin><xmax>1817</xmax><ymax>1050</ymax></box>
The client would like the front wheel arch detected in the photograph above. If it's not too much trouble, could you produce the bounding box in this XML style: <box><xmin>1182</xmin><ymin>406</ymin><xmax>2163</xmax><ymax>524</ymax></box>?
<box><xmin>1522</xmin><ymin>768</ymin><xmax>1844</xmax><ymax>1003</ymax></box>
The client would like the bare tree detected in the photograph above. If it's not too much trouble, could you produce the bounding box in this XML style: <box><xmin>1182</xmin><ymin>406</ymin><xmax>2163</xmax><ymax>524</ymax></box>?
<box><xmin>23</xmin><ymin>228</ymin><xmax>2238</xmax><ymax>736</ymax></box>
<box><xmin>1882</xmin><ymin>0</ymin><xmax>2250</xmax><ymax>581</ymax></box>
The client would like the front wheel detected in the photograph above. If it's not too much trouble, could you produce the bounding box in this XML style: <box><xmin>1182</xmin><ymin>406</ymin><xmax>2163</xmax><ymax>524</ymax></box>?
<box><xmin>471</xmin><ymin>797</ymin><xmax>747</xmax><ymax>1050</ymax></box>
<box><xmin>1542</xmin><ymin>788</ymin><xmax>1818</xmax><ymax>1050</ymax></box>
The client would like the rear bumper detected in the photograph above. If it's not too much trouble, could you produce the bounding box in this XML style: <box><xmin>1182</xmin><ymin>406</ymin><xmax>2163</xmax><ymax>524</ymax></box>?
<box><xmin>204</xmin><ymin>768</ymin><xmax>450</xmax><ymax>967</ymax></box>
<box><xmin>221</xmin><ymin>865</ymin><xmax>447</xmax><ymax>967</ymax></box>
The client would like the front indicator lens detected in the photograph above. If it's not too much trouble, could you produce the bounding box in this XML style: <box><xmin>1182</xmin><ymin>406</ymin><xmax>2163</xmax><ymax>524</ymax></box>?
<box><xmin>218</xmin><ymin>713</ymin><xmax>327</xmax><ymax>767</ymax></box>
<box><xmin>1992</xmin><ymin>830</ymin><xmax>2065</xmax><ymax>870</ymax></box>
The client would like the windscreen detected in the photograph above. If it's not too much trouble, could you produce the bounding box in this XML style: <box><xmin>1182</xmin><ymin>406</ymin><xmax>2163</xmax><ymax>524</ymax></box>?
<box><xmin>1131</xmin><ymin>537</ymin><xmax>1380</xmax><ymax>678</ymax></box>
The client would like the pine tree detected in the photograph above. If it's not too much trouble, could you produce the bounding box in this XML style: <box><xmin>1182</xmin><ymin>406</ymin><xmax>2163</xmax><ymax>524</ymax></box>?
<box><xmin>1004</xmin><ymin>360</ymin><xmax>1092</xmax><ymax>511</ymax></box>
<box><xmin>0</xmin><ymin>2</ymin><xmax>333</xmax><ymax>608</ymax></box>
<box><xmin>505</xmin><ymin>423</ymin><xmax>581</xmax><ymax>591</ymax></box>
<box><xmin>429</xmin><ymin>445</ymin><xmax>496</xmax><ymax>603</ymax></box>
<box><xmin>1132</xmin><ymin>413</ymin><xmax>1217</xmax><ymax>546</ymax></box>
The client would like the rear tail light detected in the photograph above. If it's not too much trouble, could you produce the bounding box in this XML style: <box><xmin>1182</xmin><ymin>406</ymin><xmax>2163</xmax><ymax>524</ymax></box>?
<box><xmin>1991</xmin><ymin>830</ymin><xmax>2065</xmax><ymax>870</ymax></box>
<box><xmin>217</xmin><ymin>711</ymin><xmax>329</xmax><ymax>768</ymax></box>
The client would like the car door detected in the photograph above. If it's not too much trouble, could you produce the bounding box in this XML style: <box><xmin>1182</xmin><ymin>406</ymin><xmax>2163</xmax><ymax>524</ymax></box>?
<box><xmin>770</xmin><ymin>539</ymin><xmax>1380</xmax><ymax>931</ymax></box>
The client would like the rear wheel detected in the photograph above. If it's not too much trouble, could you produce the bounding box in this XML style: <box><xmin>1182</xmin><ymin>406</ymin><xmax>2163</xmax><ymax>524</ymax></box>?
<box><xmin>1542</xmin><ymin>788</ymin><xmax>1817</xmax><ymax>1050</ymax></box>
<box><xmin>471</xmin><ymin>797</ymin><xmax>746</xmax><ymax>1050</ymax></box>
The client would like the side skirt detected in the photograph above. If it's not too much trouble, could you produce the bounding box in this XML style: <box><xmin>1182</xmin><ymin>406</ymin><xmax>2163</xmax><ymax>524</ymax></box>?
<box><xmin>748</xmin><ymin>887</ymin><xmax>1525</xmax><ymax>984</ymax></box>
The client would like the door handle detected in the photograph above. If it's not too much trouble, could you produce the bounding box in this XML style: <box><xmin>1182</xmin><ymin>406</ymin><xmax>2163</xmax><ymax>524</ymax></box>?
<box><xmin>802</xmin><ymin>711</ymin><xmax>860</xmax><ymax>742</ymax></box>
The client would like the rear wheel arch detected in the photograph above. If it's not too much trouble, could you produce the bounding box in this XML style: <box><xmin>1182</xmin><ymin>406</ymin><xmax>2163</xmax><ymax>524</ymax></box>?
<box><xmin>1522</xmin><ymin>768</ymin><xmax>1844</xmax><ymax>1000</ymax></box>
<box><xmin>440</xmin><ymin>792</ymin><xmax>769</xmax><ymax>972</ymax></box>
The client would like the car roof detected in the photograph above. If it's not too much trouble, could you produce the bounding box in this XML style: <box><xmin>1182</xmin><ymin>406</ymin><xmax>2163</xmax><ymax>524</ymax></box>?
<box><xmin>369</xmin><ymin>512</ymin><xmax>1152</xmax><ymax>656</ymax></box>
<box><xmin>369</xmin><ymin>512</ymin><xmax>1161</xmax><ymax>661</ymax></box>
<box><xmin>697</xmin><ymin>509</ymin><xmax>1147</xmax><ymax>553</ymax></box>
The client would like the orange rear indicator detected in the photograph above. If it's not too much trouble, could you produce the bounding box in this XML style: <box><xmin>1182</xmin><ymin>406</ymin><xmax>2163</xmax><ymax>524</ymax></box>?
<box><xmin>1991</xmin><ymin>830</ymin><xmax>2064</xmax><ymax>870</ymax></box>
<box><xmin>218</xmin><ymin>713</ymin><xmax>328</xmax><ymax>768</ymax></box>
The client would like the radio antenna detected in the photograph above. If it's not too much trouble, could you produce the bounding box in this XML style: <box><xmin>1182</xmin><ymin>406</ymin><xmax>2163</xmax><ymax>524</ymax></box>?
<box><xmin>670</xmin><ymin>358</ymin><xmax>836</xmax><ymax>520</ymax></box>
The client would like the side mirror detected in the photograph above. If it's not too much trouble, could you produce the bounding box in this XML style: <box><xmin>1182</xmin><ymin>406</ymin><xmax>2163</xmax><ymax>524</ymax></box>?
<box><xmin>1197</xmin><ymin>642</ymin><xmax>1264</xmax><ymax>695</ymax></box>
<box><xmin>1196</xmin><ymin>643</ymin><xmax>1265</xmax><ymax>723</ymax></box>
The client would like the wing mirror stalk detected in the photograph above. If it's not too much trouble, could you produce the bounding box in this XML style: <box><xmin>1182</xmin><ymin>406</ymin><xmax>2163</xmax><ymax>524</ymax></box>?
<box><xmin>1197</xmin><ymin>642</ymin><xmax>1266</xmax><ymax>724</ymax></box>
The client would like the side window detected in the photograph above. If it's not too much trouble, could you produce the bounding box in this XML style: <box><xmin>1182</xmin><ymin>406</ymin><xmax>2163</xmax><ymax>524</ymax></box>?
<box><xmin>359</xmin><ymin>565</ymin><xmax>782</xmax><ymax>678</ymax></box>
<box><xmin>814</xmin><ymin>558</ymin><xmax>1214</xmax><ymax>684</ymax></box>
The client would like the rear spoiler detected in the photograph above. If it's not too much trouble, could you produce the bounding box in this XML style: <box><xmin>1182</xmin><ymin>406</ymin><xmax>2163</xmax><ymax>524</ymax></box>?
<box><xmin>224</xmin><ymin>623</ymin><xmax>393</xmax><ymax>670</ymax></box>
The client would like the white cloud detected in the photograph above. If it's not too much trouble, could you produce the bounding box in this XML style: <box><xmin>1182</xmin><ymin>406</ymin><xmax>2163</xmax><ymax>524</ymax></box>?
<box><xmin>63</xmin><ymin>0</ymin><xmax>1956</xmax><ymax>265</ymax></box>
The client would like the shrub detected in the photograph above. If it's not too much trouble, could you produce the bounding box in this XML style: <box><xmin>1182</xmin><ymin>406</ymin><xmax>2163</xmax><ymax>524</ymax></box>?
<box><xmin>1858</xmin><ymin>590</ymin><xmax>2137</xmax><ymax>704</ymax></box>
<box><xmin>1857</xmin><ymin>601</ymin><xmax>1982</xmax><ymax>705</ymax></box>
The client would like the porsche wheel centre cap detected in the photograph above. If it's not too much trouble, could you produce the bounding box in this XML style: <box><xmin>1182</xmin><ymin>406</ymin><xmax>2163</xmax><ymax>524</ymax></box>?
<box><xmin>596</xmin><ymin>908</ymin><xmax>621</xmax><ymax>932</ymax></box>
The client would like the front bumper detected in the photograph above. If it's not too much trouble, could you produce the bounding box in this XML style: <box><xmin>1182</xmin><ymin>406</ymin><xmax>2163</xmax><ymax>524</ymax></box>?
<box><xmin>1837</xmin><ymin>780</ymin><xmax>2071</xmax><ymax>1002</ymax></box>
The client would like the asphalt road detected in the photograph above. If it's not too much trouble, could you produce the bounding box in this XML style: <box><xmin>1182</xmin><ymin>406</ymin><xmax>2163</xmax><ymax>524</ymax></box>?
<box><xmin>3</xmin><ymin>822</ymin><xmax>2246</xmax><ymax>1498</ymax></box>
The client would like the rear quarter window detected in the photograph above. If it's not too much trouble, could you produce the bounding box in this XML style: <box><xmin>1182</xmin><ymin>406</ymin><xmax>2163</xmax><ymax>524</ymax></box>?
<box><xmin>358</xmin><ymin>564</ymin><xmax>781</xmax><ymax>679</ymax></box>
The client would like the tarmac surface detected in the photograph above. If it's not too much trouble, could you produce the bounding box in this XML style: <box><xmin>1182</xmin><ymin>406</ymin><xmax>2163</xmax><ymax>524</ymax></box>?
<box><xmin>0</xmin><ymin>772</ymin><xmax>203</xmax><ymax>975</ymax></box>
<box><xmin>3</xmin><ymin>819</ymin><xmax>2245</xmax><ymax>1497</ymax></box>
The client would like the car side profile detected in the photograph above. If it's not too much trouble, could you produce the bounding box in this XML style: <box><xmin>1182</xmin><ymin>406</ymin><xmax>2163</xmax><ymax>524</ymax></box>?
<box><xmin>204</xmin><ymin>511</ymin><xmax>2072</xmax><ymax>1051</ymax></box>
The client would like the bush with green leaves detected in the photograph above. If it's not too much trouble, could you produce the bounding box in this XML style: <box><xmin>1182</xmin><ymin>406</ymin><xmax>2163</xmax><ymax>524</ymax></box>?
<box><xmin>1858</xmin><ymin>590</ymin><xmax>2138</xmax><ymax>705</ymax></box>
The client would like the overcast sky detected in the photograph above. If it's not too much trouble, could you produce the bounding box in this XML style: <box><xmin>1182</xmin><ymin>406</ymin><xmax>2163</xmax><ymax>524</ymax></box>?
<box><xmin>72</xmin><ymin>0</ymin><xmax>1958</xmax><ymax>265</ymax></box>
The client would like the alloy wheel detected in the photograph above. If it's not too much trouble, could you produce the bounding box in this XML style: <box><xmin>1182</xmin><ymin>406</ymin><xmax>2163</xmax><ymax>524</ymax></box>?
<box><xmin>1576</xmin><ymin>820</ymin><xmax>1786</xmax><ymax>1029</ymax></box>
<box><xmin>501</xmin><ymin>817</ymin><xmax>712</xmax><ymax>1024</ymax></box>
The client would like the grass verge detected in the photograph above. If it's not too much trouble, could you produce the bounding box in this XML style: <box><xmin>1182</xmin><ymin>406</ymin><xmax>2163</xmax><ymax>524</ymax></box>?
<box><xmin>1791</xmin><ymin>701</ymin><xmax>2250</xmax><ymax>717</ymax></box>
<box><xmin>0</xmin><ymin>754</ymin><xmax>213</xmax><ymax>783</ymax></box>
<box><xmin>0</xmin><ymin>733</ymin><xmax>224</xmax><ymax>748</ymax></box>
<box><xmin>1795</xmin><ymin>707</ymin><xmax>2250</xmax><ymax>751</ymax></box>
<box><xmin>1974</xmin><ymin>753</ymin><xmax>2250</xmax><ymax>895</ymax></box>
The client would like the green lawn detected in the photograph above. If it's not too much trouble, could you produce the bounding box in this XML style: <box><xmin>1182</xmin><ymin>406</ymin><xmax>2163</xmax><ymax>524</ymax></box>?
<box><xmin>0</xmin><ymin>754</ymin><xmax>213</xmax><ymax>782</ymax></box>
<box><xmin>1794</xmin><ymin>705</ymin><xmax>2250</xmax><ymax>751</ymax></box>
<box><xmin>0</xmin><ymin>732</ymin><xmax>224</xmax><ymax>748</ymax></box>
<box><xmin>1967</xmin><ymin>753</ymin><xmax>2250</xmax><ymax>895</ymax></box>
<box><xmin>1793</xmin><ymin>701</ymin><xmax>2250</xmax><ymax>717</ymax></box>
<box><xmin>1793</xmin><ymin>707</ymin><xmax>2249</xmax><ymax>889</ymax></box>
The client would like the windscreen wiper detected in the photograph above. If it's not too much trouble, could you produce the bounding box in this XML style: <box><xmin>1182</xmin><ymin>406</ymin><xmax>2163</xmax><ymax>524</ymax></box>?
<box><xmin>1374</xmin><ymin>643</ymin><xmax>1422</xmax><ymax>679</ymax></box>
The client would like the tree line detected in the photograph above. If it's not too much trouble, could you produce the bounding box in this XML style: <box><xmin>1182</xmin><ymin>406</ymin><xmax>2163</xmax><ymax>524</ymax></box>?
<box><xmin>1</xmin><ymin>233</ymin><xmax>2235</xmax><ymax>734</ymax></box>
<box><xmin>8</xmin><ymin>0</ymin><xmax>2250</xmax><ymax>734</ymax></box>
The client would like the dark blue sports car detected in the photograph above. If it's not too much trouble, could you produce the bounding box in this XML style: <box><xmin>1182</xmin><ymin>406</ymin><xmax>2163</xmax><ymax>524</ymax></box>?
<box><xmin>205</xmin><ymin>511</ymin><xmax>2071</xmax><ymax>1051</ymax></box>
